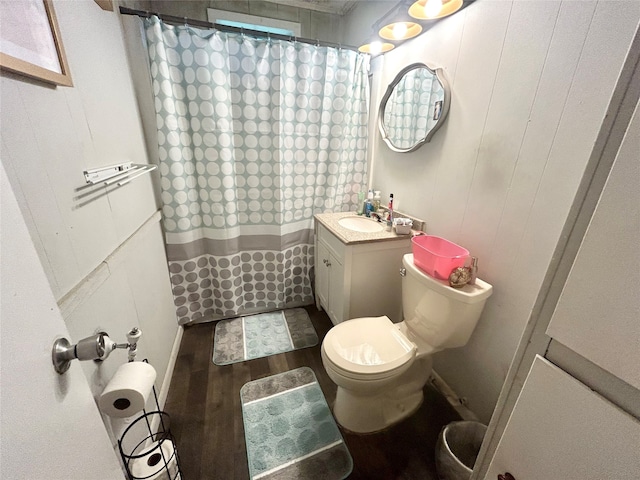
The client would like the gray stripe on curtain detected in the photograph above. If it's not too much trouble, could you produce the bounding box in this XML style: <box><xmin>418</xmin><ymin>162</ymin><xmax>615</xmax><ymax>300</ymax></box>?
<box><xmin>165</xmin><ymin>229</ymin><xmax>315</xmax><ymax>261</ymax></box>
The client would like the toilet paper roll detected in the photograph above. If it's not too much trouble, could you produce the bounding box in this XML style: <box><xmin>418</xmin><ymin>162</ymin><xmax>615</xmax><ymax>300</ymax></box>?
<box><xmin>130</xmin><ymin>440</ymin><xmax>179</xmax><ymax>480</ymax></box>
<box><xmin>99</xmin><ymin>361</ymin><xmax>156</xmax><ymax>418</ymax></box>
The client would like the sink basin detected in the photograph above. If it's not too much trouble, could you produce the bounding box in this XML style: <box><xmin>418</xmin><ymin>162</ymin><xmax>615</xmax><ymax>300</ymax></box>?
<box><xmin>338</xmin><ymin>216</ymin><xmax>384</xmax><ymax>233</ymax></box>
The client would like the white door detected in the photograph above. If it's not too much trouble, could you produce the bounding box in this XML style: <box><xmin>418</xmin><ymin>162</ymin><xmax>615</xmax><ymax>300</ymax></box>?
<box><xmin>481</xmin><ymin>93</ymin><xmax>640</xmax><ymax>480</ymax></box>
<box><xmin>546</xmin><ymin>99</ymin><xmax>640</xmax><ymax>390</ymax></box>
<box><xmin>0</xmin><ymin>164</ymin><xmax>123</xmax><ymax>479</ymax></box>
<box><xmin>486</xmin><ymin>356</ymin><xmax>640</xmax><ymax>480</ymax></box>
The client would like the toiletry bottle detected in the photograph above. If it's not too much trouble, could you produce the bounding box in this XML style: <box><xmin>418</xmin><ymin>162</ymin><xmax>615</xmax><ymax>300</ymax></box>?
<box><xmin>365</xmin><ymin>190</ymin><xmax>374</xmax><ymax>217</ymax></box>
<box><xmin>356</xmin><ymin>191</ymin><xmax>365</xmax><ymax>215</ymax></box>
<box><xmin>386</xmin><ymin>193</ymin><xmax>394</xmax><ymax>231</ymax></box>
<box><xmin>373</xmin><ymin>191</ymin><xmax>381</xmax><ymax>212</ymax></box>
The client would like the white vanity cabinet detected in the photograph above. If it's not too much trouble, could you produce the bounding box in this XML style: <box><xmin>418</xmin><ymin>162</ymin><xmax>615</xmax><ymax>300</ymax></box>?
<box><xmin>314</xmin><ymin>220</ymin><xmax>411</xmax><ymax>325</ymax></box>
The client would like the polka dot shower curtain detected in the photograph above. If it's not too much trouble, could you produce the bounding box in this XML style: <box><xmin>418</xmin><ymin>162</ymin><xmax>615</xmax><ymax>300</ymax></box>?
<box><xmin>143</xmin><ymin>17</ymin><xmax>370</xmax><ymax>324</ymax></box>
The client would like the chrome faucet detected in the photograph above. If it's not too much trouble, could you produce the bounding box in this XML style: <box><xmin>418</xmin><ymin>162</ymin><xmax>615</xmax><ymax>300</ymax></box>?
<box><xmin>371</xmin><ymin>212</ymin><xmax>384</xmax><ymax>222</ymax></box>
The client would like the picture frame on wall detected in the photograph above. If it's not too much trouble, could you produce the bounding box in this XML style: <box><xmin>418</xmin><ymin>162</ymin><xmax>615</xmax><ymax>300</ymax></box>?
<box><xmin>0</xmin><ymin>0</ymin><xmax>73</xmax><ymax>87</ymax></box>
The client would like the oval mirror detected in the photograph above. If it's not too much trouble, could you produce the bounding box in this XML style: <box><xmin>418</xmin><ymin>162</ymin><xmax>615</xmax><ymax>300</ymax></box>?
<box><xmin>378</xmin><ymin>63</ymin><xmax>450</xmax><ymax>153</ymax></box>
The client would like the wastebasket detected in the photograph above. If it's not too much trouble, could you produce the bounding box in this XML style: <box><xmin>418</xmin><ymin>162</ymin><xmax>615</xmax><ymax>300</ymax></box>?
<box><xmin>435</xmin><ymin>420</ymin><xmax>487</xmax><ymax>480</ymax></box>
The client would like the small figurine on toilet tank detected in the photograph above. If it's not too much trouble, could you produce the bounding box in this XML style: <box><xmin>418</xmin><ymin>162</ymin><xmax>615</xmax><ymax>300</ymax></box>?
<box><xmin>449</xmin><ymin>267</ymin><xmax>471</xmax><ymax>288</ymax></box>
<box><xmin>448</xmin><ymin>256</ymin><xmax>478</xmax><ymax>288</ymax></box>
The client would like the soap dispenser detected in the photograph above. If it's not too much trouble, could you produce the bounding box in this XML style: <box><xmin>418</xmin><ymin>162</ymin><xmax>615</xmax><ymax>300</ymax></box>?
<box><xmin>365</xmin><ymin>190</ymin><xmax>374</xmax><ymax>217</ymax></box>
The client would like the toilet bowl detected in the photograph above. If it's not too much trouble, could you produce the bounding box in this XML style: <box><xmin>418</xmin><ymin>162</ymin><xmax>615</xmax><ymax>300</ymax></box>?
<box><xmin>321</xmin><ymin>253</ymin><xmax>492</xmax><ymax>434</ymax></box>
<box><xmin>321</xmin><ymin>315</ymin><xmax>435</xmax><ymax>433</ymax></box>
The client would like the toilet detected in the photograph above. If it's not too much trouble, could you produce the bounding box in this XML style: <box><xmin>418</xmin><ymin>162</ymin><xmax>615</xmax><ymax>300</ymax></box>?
<box><xmin>321</xmin><ymin>253</ymin><xmax>493</xmax><ymax>433</ymax></box>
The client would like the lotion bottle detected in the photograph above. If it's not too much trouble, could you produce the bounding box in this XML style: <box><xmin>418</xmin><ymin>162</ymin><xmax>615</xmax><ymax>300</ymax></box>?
<box><xmin>373</xmin><ymin>191</ymin><xmax>381</xmax><ymax>212</ymax></box>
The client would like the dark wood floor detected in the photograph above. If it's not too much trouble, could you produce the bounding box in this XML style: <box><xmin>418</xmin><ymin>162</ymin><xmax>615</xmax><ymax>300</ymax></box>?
<box><xmin>164</xmin><ymin>306</ymin><xmax>461</xmax><ymax>480</ymax></box>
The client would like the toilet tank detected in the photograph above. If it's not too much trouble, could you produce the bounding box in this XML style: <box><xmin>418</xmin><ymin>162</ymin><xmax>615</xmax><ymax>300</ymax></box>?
<box><xmin>402</xmin><ymin>254</ymin><xmax>493</xmax><ymax>349</ymax></box>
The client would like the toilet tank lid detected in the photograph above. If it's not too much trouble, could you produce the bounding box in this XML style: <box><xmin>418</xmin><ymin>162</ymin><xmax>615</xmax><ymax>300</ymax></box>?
<box><xmin>403</xmin><ymin>254</ymin><xmax>493</xmax><ymax>304</ymax></box>
<box><xmin>323</xmin><ymin>316</ymin><xmax>416</xmax><ymax>376</ymax></box>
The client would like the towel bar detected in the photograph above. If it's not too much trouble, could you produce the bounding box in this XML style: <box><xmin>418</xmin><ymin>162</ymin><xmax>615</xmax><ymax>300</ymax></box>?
<box><xmin>84</xmin><ymin>162</ymin><xmax>157</xmax><ymax>186</ymax></box>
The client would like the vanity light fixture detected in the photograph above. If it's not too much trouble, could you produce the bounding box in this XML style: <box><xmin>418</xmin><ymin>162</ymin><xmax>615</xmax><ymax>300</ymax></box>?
<box><xmin>357</xmin><ymin>0</ymin><xmax>468</xmax><ymax>56</ymax></box>
<box><xmin>378</xmin><ymin>21</ymin><xmax>422</xmax><ymax>41</ymax></box>
<box><xmin>358</xmin><ymin>24</ymin><xmax>396</xmax><ymax>55</ymax></box>
<box><xmin>358</xmin><ymin>40</ymin><xmax>395</xmax><ymax>55</ymax></box>
<box><xmin>375</xmin><ymin>0</ymin><xmax>423</xmax><ymax>41</ymax></box>
<box><xmin>408</xmin><ymin>0</ymin><xmax>463</xmax><ymax>20</ymax></box>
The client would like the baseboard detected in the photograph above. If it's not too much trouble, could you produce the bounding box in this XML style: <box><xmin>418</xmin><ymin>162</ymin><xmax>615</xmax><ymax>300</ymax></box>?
<box><xmin>430</xmin><ymin>370</ymin><xmax>480</xmax><ymax>422</ymax></box>
<box><xmin>157</xmin><ymin>325</ymin><xmax>184</xmax><ymax>411</ymax></box>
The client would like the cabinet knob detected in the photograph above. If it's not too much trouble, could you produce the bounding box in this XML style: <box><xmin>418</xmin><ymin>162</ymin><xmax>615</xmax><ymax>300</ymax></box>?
<box><xmin>326</xmin><ymin>261</ymin><xmax>331</xmax><ymax>267</ymax></box>
<box><xmin>498</xmin><ymin>473</ymin><xmax>515</xmax><ymax>480</ymax></box>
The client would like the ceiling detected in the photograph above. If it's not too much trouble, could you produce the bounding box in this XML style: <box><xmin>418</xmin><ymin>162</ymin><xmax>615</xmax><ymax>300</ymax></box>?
<box><xmin>260</xmin><ymin>0</ymin><xmax>362</xmax><ymax>16</ymax></box>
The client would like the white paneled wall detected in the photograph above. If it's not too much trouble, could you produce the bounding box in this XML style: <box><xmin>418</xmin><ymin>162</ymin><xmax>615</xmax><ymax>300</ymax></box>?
<box><xmin>1</xmin><ymin>0</ymin><xmax>156</xmax><ymax>298</ymax></box>
<box><xmin>0</xmin><ymin>0</ymin><xmax>179</xmax><ymax>450</ymax></box>
<box><xmin>62</xmin><ymin>215</ymin><xmax>180</xmax><ymax>443</ymax></box>
<box><xmin>358</xmin><ymin>0</ymin><xmax>640</xmax><ymax>422</ymax></box>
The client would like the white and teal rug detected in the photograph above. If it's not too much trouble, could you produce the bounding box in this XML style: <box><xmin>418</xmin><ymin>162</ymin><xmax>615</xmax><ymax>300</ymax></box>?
<box><xmin>241</xmin><ymin>367</ymin><xmax>352</xmax><ymax>480</ymax></box>
<box><xmin>213</xmin><ymin>308</ymin><xmax>318</xmax><ymax>365</ymax></box>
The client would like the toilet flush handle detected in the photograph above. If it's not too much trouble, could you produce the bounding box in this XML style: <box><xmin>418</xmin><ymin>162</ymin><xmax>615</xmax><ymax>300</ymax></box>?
<box><xmin>399</xmin><ymin>268</ymin><xmax>406</xmax><ymax>277</ymax></box>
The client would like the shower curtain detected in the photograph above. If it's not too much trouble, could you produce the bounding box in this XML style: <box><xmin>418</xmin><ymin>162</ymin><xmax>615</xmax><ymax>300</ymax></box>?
<box><xmin>143</xmin><ymin>17</ymin><xmax>370</xmax><ymax>324</ymax></box>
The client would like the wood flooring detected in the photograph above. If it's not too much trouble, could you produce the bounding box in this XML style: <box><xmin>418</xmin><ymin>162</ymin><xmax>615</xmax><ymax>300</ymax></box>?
<box><xmin>163</xmin><ymin>306</ymin><xmax>461</xmax><ymax>480</ymax></box>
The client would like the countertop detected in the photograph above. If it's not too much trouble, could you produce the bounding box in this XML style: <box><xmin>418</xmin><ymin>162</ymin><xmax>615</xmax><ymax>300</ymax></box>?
<box><xmin>314</xmin><ymin>211</ymin><xmax>418</xmax><ymax>245</ymax></box>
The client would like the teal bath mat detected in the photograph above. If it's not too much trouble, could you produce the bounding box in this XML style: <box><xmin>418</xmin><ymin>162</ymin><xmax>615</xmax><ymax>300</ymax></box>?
<box><xmin>240</xmin><ymin>367</ymin><xmax>352</xmax><ymax>480</ymax></box>
<box><xmin>213</xmin><ymin>308</ymin><xmax>318</xmax><ymax>365</ymax></box>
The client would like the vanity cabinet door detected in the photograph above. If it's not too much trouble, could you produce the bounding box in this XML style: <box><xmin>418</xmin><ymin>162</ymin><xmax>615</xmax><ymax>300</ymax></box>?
<box><xmin>316</xmin><ymin>238</ymin><xmax>345</xmax><ymax>325</ymax></box>
<box><xmin>316</xmin><ymin>240</ymin><xmax>330</xmax><ymax>311</ymax></box>
<box><xmin>326</xmin><ymin>252</ymin><xmax>344</xmax><ymax>325</ymax></box>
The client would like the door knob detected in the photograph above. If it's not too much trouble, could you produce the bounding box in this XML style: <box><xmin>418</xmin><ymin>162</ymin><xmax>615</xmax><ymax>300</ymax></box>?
<box><xmin>498</xmin><ymin>473</ymin><xmax>515</xmax><ymax>480</ymax></box>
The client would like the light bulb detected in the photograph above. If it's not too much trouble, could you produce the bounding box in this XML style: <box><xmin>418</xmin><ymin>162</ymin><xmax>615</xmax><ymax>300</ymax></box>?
<box><xmin>392</xmin><ymin>22</ymin><xmax>408</xmax><ymax>40</ymax></box>
<box><xmin>369</xmin><ymin>41</ymin><xmax>382</xmax><ymax>55</ymax></box>
<box><xmin>424</xmin><ymin>0</ymin><xmax>443</xmax><ymax>18</ymax></box>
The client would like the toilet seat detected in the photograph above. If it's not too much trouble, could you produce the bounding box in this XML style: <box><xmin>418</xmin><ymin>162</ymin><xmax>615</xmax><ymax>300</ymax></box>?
<box><xmin>322</xmin><ymin>316</ymin><xmax>416</xmax><ymax>381</ymax></box>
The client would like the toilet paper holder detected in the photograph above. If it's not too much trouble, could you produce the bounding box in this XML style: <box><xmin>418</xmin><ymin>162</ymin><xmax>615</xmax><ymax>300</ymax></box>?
<box><xmin>52</xmin><ymin>327</ymin><xmax>142</xmax><ymax>374</ymax></box>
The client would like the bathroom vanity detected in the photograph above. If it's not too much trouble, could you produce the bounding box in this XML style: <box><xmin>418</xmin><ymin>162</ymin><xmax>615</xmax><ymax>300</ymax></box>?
<box><xmin>314</xmin><ymin>212</ymin><xmax>413</xmax><ymax>325</ymax></box>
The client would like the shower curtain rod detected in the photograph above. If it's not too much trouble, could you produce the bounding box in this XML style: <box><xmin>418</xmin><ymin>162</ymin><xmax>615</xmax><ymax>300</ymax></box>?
<box><xmin>119</xmin><ymin>6</ymin><xmax>360</xmax><ymax>52</ymax></box>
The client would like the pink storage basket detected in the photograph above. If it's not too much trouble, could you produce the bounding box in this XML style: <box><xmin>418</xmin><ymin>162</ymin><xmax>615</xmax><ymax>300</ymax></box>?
<box><xmin>411</xmin><ymin>235</ymin><xmax>470</xmax><ymax>280</ymax></box>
